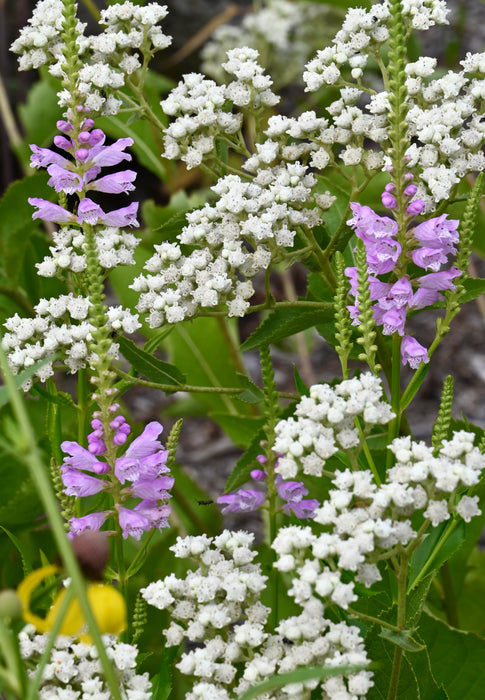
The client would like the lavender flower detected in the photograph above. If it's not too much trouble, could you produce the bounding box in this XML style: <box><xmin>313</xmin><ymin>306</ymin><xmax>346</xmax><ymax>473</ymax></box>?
<box><xmin>60</xmin><ymin>418</ymin><xmax>173</xmax><ymax>540</ymax></box>
<box><xmin>345</xmin><ymin>178</ymin><xmax>462</xmax><ymax>368</ymax></box>
<box><xmin>28</xmin><ymin>113</ymin><xmax>139</xmax><ymax>229</ymax></box>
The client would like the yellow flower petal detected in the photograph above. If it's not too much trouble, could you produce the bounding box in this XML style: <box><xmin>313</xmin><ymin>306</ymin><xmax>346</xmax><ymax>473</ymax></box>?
<box><xmin>17</xmin><ymin>565</ymin><xmax>59</xmax><ymax>633</ymax></box>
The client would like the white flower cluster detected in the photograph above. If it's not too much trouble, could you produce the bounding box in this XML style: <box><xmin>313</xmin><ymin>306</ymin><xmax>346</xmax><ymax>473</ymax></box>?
<box><xmin>19</xmin><ymin>627</ymin><xmax>151</xmax><ymax>700</ymax></box>
<box><xmin>272</xmin><ymin>378</ymin><xmax>485</xmax><ymax>595</ymax></box>
<box><xmin>2</xmin><ymin>294</ymin><xmax>140</xmax><ymax>387</ymax></box>
<box><xmin>404</xmin><ymin>53</ymin><xmax>485</xmax><ymax>203</ymax></box>
<box><xmin>132</xmin><ymin>163</ymin><xmax>319</xmax><ymax>326</ymax></box>
<box><xmin>10</xmin><ymin>0</ymin><xmax>88</xmax><ymax>72</ymax></box>
<box><xmin>11</xmin><ymin>1</ymin><xmax>172</xmax><ymax>115</ymax></box>
<box><xmin>35</xmin><ymin>226</ymin><xmax>140</xmax><ymax>277</ymax></box>
<box><xmin>201</xmin><ymin>0</ymin><xmax>343</xmax><ymax>90</ymax></box>
<box><xmin>274</xmin><ymin>373</ymin><xmax>394</xmax><ymax>480</ymax></box>
<box><xmin>161</xmin><ymin>48</ymin><xmax>279</xmax><ymax>169</ymax></box>
<box><xmin>299</xmin><ymin>0</ymin><xmax>485</xmax><ymax>205</ymax></box>
<box><xmin>143</xmin><ymin>530</ymin><xmax>373</xmax><ymax>700</ymax></box>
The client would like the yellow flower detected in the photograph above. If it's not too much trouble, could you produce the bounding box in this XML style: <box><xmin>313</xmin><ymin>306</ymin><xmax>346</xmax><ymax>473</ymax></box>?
<box><xmin>17</xmin><ymin>565</ymin><xmax>126</xmax><ymax>642</ymax></box>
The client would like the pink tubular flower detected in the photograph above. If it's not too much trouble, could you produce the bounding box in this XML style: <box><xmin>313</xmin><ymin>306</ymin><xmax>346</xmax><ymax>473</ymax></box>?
<box><xmin>217</xmin><ymin>489</ymin><xmax>266</xmax><ymax>514</ymax></box>
<box><xmin>47</xmin><ymin>164</ymin><xmax>83</xmax><ymax>194</ymax></box>
<box><xmin>30</xmin><ymin>145</ymin><xmax>70</xmax><ymax>169</ymax></box>
<box><xmin>60</xmin><ymin>441</ymin><xmax>109</xmax><ymax>474</ymax></box>
<box><xmin>61</xmin><ymin>467</ymin><xmax>107</xmax><ymax>497</ymax></box>
<box><xmin>114</xmin><ymin>421</ymin><xmax>168</xmax><ymax>483</ymax></box>
<box><xmin>284</xmin><ymin>500</ymin><xmax>320</xmax><ymax>519</ymax></box>
<box><xmin>70</xmin><ymin>512</ymin><xmax>110</xmax><ymax>535</ymax></box>
<box><xmin>28</xmin><ymin>198</ymin><xmax>76</xmax><ymax>224</ymax></box>
<box><xmin>87</xmin><ymin>170</ymin><xmax>137</xmax><ymax>194</ymax></box>
<box><xmin>118</xmin><ymin>507</ymin><xmax>151</xmax><ymax>540</ymax></box>
<box><xmin>401</xmin><ymin>335</ymin><xmax>429</xmax><ymax>369</ymax></box>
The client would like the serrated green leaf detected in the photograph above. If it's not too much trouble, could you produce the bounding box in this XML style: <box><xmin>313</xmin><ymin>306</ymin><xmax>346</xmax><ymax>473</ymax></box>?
<box><xmin>459</xmin><ymin>277</ymin><xmax>485</xmax><ymax>304</ymax></box>
<box><xmin>293</xmin><ymin>364</ymin><xmax>309</xmax><ymax>396</ymax></box>
<box><xmin>366</xmin><ymin>629</ymin><xmax>421</xmax><ymax>700</ymax></box>
<box><xmin>241</xmin><ymin>307</ymin><xmax>333</xmax><ymax>351</ymax></box>
<box><xmin>118</xmin><ymin>337</ymin><xmax>185</xmax><ymax>386</ymax></box>
<box><xmin>231</xmin><ymin>373</ymin><xmax>264</xmax><ymax>404</ymax></box>
<box><xmin>418</xmin><ymin>612</ymin><xmax>485</xmax><ymax>700</ymax></box>
<box><xmin>409</xmin><ymin>521</ymin><xmax>466</xmax><ymax>591</ymax></box>
<box><xmin>30</xmin><ymin>384</ymin><xmax>77</xmax><ymax>409</ymax></box>
<box><xmin>379</xmin><ymin>627</ymin><xmax>425</xmax><ymax>652</ymax></box>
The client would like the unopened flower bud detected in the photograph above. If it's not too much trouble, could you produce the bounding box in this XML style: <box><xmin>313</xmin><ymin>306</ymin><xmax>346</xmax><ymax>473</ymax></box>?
<box><xmin>0</xmin><ymin>589</ymin><xmax>23</xmax><ymax>619</ymax></box>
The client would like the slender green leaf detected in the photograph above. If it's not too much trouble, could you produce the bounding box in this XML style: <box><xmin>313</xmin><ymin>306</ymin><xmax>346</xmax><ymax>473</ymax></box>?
<box><xmin>238</xmin><ymin>664</ymin><xmax>369</xmax><ymax>700</ymax></box>
<box><xmin>0</xmin><ymin>527</ymin><xmax>32</xmax><ymax>576</ymax></box>
<box><xmin>118</xmin><ymin>337</ymin><xmax>185</xmax><ymax>386</ymax></box>
<box><xmin>379</xmin><ymin>627</ymin><xmax>425</xmax><ymax>652</ymax></box>
<box><xmin>409</xmin><ymin>521</ymin><xmax>466</xmax><ymax>591</ymax></box>
<box><xmin>293</xmin><ymin>364</ymin><xmax>309</xmax><ymax>396</ymax></box>
<box><xmin>241</xmin><ymin>307</ymin><xmax>333</xmax><ymax>351</ymax></box>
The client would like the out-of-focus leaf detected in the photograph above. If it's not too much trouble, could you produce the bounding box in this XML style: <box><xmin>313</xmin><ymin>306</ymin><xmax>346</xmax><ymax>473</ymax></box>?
<box><xmin>241</xmin><ymin>307</ymin><xmax>333</xmax><ymax>351</ymax></box>
<box><xmin>209</xmin><ymin>413</ymin><xmax>265</xmax><ymax>448</ymax></box>
<box><xmin>118</xmin><ymin>337</ymin><xmax>185</xmax><ymax>386</ymax></box>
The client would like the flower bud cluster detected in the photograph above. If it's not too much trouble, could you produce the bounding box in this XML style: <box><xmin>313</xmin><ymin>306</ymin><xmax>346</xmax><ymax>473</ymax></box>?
<box><xmin>19</xmin><ymin>626</ymin><xmax>151</xmax><ymax>699</ymax></box>
<box><xmin>61</xmin><ymin>420</ymin><xmax>173</xmax><ymax>540</ymax></box>
<box><xmin>161</xmin><ymin>48</ymin><xmax>278</xmax><ymax>169</ymax></box>
<box><xmin>143</xmin><ymin>530</ymin><xmax>373</xmax><ymax>699</ymax></box>
<box><xmin>131</xmin><ymin>163</ymin><xmax>319</xmax><ymax>326</ymax></box>
<box><xmin>36</xmin><ymin>226</ymin><xmax>140</xmax><ymax>277</ymax></box>
<box><xmin>274</xmin><ymin>373</ymin><xmax>394</xmax><ymax>480</ymax></box>
<box><xmin>345</xmin><ymin>185</ymin><xmax>462</xmax><ymax>368</ymax></box>
<box><xmin>11</xmin><ymin>1</ymin><xmax>172</xmax><ymax>116</ymax></box>
<box><xmin>1</xmin><ymin>295</ymin><xmax>139</xmax><ymax>388</ymax></box>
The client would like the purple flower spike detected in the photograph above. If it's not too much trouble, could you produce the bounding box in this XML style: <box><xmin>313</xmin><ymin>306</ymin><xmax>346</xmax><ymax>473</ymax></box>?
<box><xmin>217</xmin><ymin>489</ymin><xmax>266</xmax><ymax>514</ymax></box>
<box><xmin>61</xmin><ymin>441</ymin><xmax>109</xmax><ymax>474</ymax></box>
<box><xmin>101</xmin><ymin>202</ymin><xmax>140</xmax><ymax>228</ymax></box>
<box><xmin>61</xmin><ymin>466</ymin><xmax>107</xmax><ymax>497</ymax></box>
<box><xmin>401</xmin><ymin>335</ymin><xmax>429</xmax><ymax>369</ymax></box>
<box><xmin>277</xmin><ymin>480</ymin><xmax>309</xmax><ymax>502</ymax></box>
<box><xmin>28</xmin><ymin>198</ymin><xmax>76</xmax><ymax>224</ymax></box>
<box><xmin>406</xmin><ymin>199</ymin><xmax>425</xmax><ymax>216</ymax></box>
<box><xmin>47</xmin><ymin>164</ymin><xmax>83</xmax><ymax>194</ymax></box>
<box><xmin>118</xmin><ymin>507</ymin><xmax>151</xmax><ymax>540</ymax></box>
<box><xmin>88</xmin><ymin>170</ymin><xmax>137</xmax><ymax>194</ymax></box>
<box><xmin>30</xmin><ymin>145</ymin><xmax>70</xmax><ymax>169</ymax></box>
<box><xmin>284</xmin><ymin>499</ymin><xmax>319</xmax><ymax>519</ymax></box>
<box><xmin>70</xmin><ymin>511</ymin><xmax>110</xmax><ymax>535</ymax></box>
<box><xmin>77</xmin><ymin>197</ymin><xmax>105</xmax><ymax>225</ymax></box>
<box><xmin>90</xmin><ymin>137</ymin><xmax>134</xmax><ymax>167</ymax></box>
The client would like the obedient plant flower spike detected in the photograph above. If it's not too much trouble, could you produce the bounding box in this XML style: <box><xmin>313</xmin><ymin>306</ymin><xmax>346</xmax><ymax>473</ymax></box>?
<box><xmin>334</xmin><ymin>251</ymin><xmax>353</xmax><ymax>380</ymax></box>
<box><xmin>432</xmin><ymin>375</ymin><xmax>454</xmax><ymax>454</ymax></box>
<box><xmin>354</xmin><ymin>239</ymin><xmax>380</xmax><ymax>375</ymax></box>
<box><xmin>60</xmin><ymin>0</ymin><xmax>84</xmax><ymax>124</ymax></box>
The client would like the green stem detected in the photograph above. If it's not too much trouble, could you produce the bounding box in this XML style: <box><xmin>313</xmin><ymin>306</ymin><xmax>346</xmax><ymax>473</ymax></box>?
<box><xmin>346</xmin><ymin>607</ymin><xmax>401</xmax><ymax>632</ymax></box>
<box><xmin>386</xmin><ymin>551</ymin><xmax>409</xmax><ymax>700</ymax></box>
<box><xmin>386</xmin><ymin>334</ymin><xmax>402</xmax><ymax>469</ymax></box>
<box><xmin>0</xmin><ymin>618</ymin><xmax>25</xmax><ymax>697</ymax></box>
<box><xmin>0</xmin><ymin>346</ymin><xmax>123</xmax><ymax>700</ymax></box>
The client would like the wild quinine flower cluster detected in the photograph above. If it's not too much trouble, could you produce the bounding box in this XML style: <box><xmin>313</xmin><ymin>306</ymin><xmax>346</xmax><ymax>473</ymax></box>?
<box><xmin>162</xmin><ymin>48</ymin><xmax>279</xmax><ymax>169</ymax></box>
<box><xmin>10</xmin><ymin>0</ymin><xmax>172</xmax><ymax>115</ymax></box>
<box><xmin>217</xmin><ymin>455</ymin><xmax>320</xmax><ymax>520</ymax></box>
<box><xmin>272</xmin><ymin>376</ymin><xmax>485</xmax><ymax>594</ymax></box>
<box><xmin>61</xmin><ymin>419</ymin><xmax>173</xmax><ymax>540</ymax></box>
<box><xmin>201</xmin><ymin>0</ymin><xmax>340</xmax><ymax>90</ymax></box>
<box><xmin>301</xmin><ymin>0</ymin><xmax>485</xmax><ymax>206</ymax></box>
<box><xmin>142</xmin><ymin>530</ymin><xmax>373</xmax><ymax>699</ymax></box>
<box><xmin>132</xmin><ymin>163</ymin><xmax>320</xmax><ymax>325</ymax></box>
<box><xmin>19</xmin><ymin>627</ymin><xmax>151</xmax><ymax>700</ymax></box>
<box><xmin>273</xmin><ymin>373</ymin><xmax>394</xmax><ymax>480</ymax></box>
<box><xmin>1</xmin><ymin>112</ymin><xmax>142</xmax><ymax>385</ymax></box>
<box><xmin>345</xmin><ymin>179</ymin><xmax>462</xmax><ymax>368</ymax></box>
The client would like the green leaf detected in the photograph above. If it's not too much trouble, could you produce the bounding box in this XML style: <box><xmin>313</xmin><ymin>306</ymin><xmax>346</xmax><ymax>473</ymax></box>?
<box><xmin>0</xmin><ymin>526</ymin><xmax>32</xmax><ymax>576</ymax></box>
<box><xmin>224</xmin><ymin>426</ymin><xmax>266</xmax><ymax>493</ymax></box>
<box><xmin>238</xmin><ymin>664</ymin><xmax>370</xmax><ymax>700</ymax></box>
<box><xmin>241</xmin><ymin>307</ymin><xmax>333</xmax><ymax>351</ymax></box>
<box><xmin>366</xmin><ymin>630</ymin><xmax>420</xmax><ymax>700</ymax></box>
<box><xmin>150</xmin><ymin>645</ymin><xmax>179</xmax><ymax>700</ymax></box>
<box><xmin>293</xmin><ymin>364</ymin><xmax>309</xmax><ymax>396</ymax></box>
<box><xmin>117</xmin><ymin>337</ymin><xmax>185</xmax><ymax>387</ymax></box>
<box><xmin>379</xmin><ymin>627</ymin><xmax>425</xmax><ymax>652</ymax></box>
<box><xmin>231</xmin><ymin>373</ymin><xmax>264</xmax><ymax>404</ymax></box>
<box><xmin>165</xmin><ymin>317</ymin><xmax>253</xmax><ymax>417</ymax></box>
<box><xmin>17</xmin><ymin>80</ymin><xmax>60</xmax><ymax>163</ymax></box>
<box><xmin>418</xmin><ymin>612</ymin><xmax>485</xmax><ymax>700</ymax></box>
<box><xmin>170</xmin><ymin>464</ymin><xmax>222</xmax><ymax>536</ymax></box>
<box><xmin>0</xmin><ymin>356</ymin><xmax>58</xmax><ymax>408</ymax></box>
<box><xmin>209</xmin><ymin>413</ymin><xmax>265</xmax><ymax>448</ymax></box>
<box><xmin>459</xmin><ymin>277</ymin><xmax>485</xmax><ymax>304</ymax></box>
<box><xmin>30</xmin><ymin>384</ymin><xmax>77</xmax><ymax>409</ymax></box>
<box><xmin>409</xmin><ymin>521</ymin><xmax>466</xmax><ymax>591</ymax></box>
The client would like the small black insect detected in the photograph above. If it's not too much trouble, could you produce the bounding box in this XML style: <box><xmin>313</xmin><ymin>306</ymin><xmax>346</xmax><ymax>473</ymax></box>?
<box><xmin>197</xmin><ymin>499</ymin><xmax>214</xmax><ymax>506</ymax></box>
<box><xmin>282</xmin><ymin>637</ymin><xmax>295</xmax><ymax>645</ymax></box>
